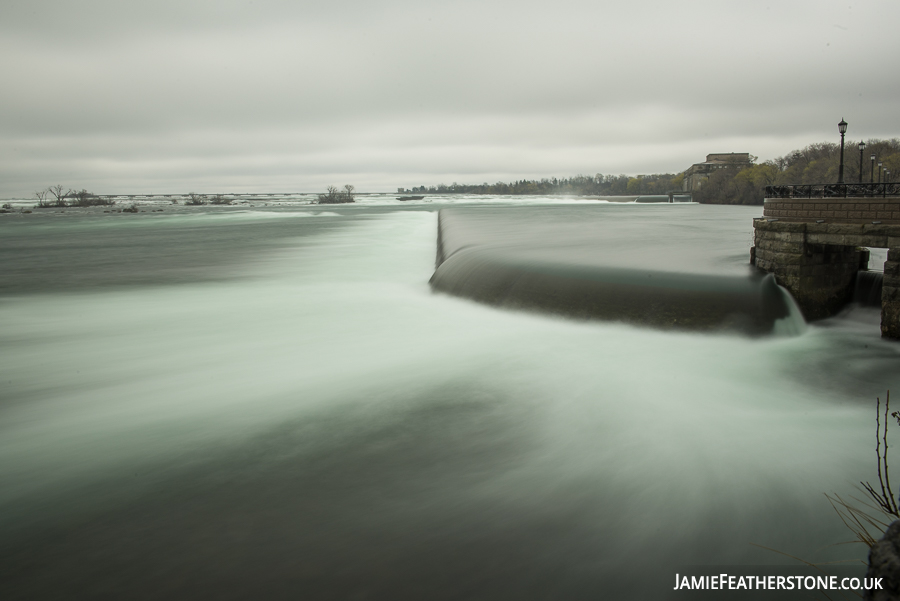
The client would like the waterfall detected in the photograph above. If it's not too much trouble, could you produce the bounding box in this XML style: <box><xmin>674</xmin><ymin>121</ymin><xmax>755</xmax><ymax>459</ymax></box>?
<box><xmin>854</xmin><ymin>271</ymin><xmax>884</xmax><ymax>307</ymax></box>
<box><xmin>431</xmin><ymin>209</ymin><xmax>803</xmax><ymax>336</ymax></box>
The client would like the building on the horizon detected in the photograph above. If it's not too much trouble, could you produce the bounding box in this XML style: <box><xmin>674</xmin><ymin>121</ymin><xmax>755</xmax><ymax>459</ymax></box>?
<box><xmin>682</xmin><ymin>153</ymin><xmax>752</xmax><ymax>192</ymax></box>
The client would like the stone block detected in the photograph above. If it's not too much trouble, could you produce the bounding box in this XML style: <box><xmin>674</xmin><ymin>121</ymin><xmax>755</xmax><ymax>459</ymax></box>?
<box><xmin>758</xmin><ymin>240</ymin><xmax>804</xmax><ymax>253</ymax></box>
<box><xmin>814</xmin><ymin>225</ymin><xmax>832</xmax><ymax>235</ymax></box>
<box><xmin>755</xmin><ymin>220</ymin><xmax>807</xmax><ymax>234</ymax></box>
<box><xmin>799</xmin><ymin>276</ymin><xmax>821</xmax><ymax>289</ymax></box>
<box><xmin>860</xmin><ymin>223</ymin><xmax>885</xmax><ymax>234</ymax></box>
<box><xmin>883</xmin><ymin>301</ymin><xmax>900</xmax><ymax>339</ymax></box>
<box><xmin>883</xmin><ymin>285</ymin><xmax>900</xmax><ymax>302</ymax></box>
<box><xmin>764</xmin><ymin>230</ymin><xmax>804</xmax><ymax>243</ymax></box>
<box><xmin>753</xmin><ymin>245</ymin><xmax>773</xmax><ymax>258</ymax></box>
<box><xmin>769</xmin><ymin>251</ymin><xmax>804</xmax><ymax>265</ymax></box>
<box><xmin>865</xmin><ymin>236</ymin><xmax>889</xmax><ymax>248</ymax></box>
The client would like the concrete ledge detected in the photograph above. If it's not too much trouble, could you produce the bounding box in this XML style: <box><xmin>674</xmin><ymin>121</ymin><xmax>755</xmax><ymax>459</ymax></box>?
<box><xmin>763</xmin><ymin>196</ymin><xmax>900</xmax><ymax>224</ymax></box>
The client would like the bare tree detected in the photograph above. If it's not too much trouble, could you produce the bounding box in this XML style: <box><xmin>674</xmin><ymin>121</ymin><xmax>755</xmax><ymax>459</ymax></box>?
<box><xmin>317</xmin><ymin>185</ymin><xmax>355</xmax><ymax>204</ymax></box>
<box><xmin>34</xmin><ymin>189</ymin><xmax>50</xmax><ymax>207</ymax></box>
<box><xmin>47</xmin><ymin>185</ymin><xmax>67</xmax><ymax>207</ymax></box>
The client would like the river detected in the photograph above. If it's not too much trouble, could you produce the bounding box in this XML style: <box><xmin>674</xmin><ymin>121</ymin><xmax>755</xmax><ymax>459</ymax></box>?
<box><xmin>1</xmin><ymin>196</ymin><xmax>898</xmax><ymax>599</ymax></box>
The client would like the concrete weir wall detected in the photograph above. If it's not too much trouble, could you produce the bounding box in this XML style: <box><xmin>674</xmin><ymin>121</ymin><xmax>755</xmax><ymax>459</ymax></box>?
<box><xmin>751</xmin><ymin>202</ymin><xmax>900</xmax><ymax>338</ymax></box>
<box><xmin>433</xmin><ymin>210</ymin><xmax>797</xmax><ymax>335</ymax></box>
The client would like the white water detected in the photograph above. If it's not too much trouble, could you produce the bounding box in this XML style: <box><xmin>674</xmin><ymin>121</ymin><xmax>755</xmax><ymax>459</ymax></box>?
<box><xmin>1</xmin><ymin>201</ymin><xmax>898</xmax><ymax>599</ymax></box>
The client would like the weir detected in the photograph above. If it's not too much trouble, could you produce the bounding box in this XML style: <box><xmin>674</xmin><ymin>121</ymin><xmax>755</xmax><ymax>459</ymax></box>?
<box><xmin>751</xmin><ymin>184</ymin><xmax>900</xmax><ymax>338</ymax></box>
<box><xmin>432</xmin><ymin>209</ymin><xmax>800</xmax><ymax>335</ymax></box>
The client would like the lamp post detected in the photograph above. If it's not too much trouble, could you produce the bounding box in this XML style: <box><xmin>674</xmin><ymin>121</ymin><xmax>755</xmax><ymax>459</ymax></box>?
<box><xmin>837</xmin><ymin>119</ymin><xmax>847</xmax><ymax>184</ymax></box>
<box><xmin>871</xmin><ymin>154</ymin><xmax>876</xmax><ymax>183</ymax></box>
<box><xmin>858</xmin><ymin>142</ymin><xmax>866</xmax><ymax>183</ymax></box>
<box><xmin>878</xmin><ymin>162</ymin><xmax>883</xmax><ymax>183</ymax></box>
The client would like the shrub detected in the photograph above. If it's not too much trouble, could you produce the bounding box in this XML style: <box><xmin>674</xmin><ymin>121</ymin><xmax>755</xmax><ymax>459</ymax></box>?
<box><xmin>824</xmin><ymin>391</ymin><xmax>897</xmax><ymax>549</ymax></box>
<box><xmin>68</xmin><ymin>189</ymin><xmax>115</xmax><ymax>207</ymax></box>
<box><xmin>317</xmin><ymin>185</ymin><xmax>355</xmax><ymax>204</ymax></box>
<box><xmin>34</xmin><ymin>189</ymin><xmax>55</xmax><ymax>208</ymax></box>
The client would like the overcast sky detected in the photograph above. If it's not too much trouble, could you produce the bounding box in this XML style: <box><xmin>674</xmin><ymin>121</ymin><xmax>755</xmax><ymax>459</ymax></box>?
<box><xmin>1</xmin><ymin>0</ymin><xmax>898</xmax><ymax>196</ymax></box>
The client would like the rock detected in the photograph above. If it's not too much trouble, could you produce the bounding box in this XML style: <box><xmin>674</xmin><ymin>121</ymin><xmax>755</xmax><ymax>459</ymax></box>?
<box><xmin>866</xmin><ymin>520</ymin><xmax>900</xmax><ymax>600</ymax></box>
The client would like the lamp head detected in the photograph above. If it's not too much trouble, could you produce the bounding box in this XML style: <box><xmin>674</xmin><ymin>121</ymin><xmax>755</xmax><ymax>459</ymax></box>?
<box><xmin>838</xmin><ymin>119</ymin><xmax>848</xmax><ymax>134</ymax></box>
<box><xmin>859</xmin><ymin>141</ymin><xmax>866</xmax><ymax>151</ymax></box>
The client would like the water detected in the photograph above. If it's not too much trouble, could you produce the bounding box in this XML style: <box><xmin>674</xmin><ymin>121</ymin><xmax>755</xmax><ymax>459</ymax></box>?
<box><xmin>1</xmin><ymin>197</ymin><xmax>899</xmax><ymax>600</ymax></box>
<box><xmin>430</xmin><ymin>207</ymin><xmax>800</xmax><ymax>334</ymax></box>
<box><xmin>854</xmin><ymin>271</ymin><xmax>884</xmax><ymax>307</ymax></box>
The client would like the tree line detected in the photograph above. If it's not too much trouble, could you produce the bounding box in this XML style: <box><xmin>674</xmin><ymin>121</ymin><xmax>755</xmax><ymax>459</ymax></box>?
<box><xmin>401</xmin><ymin>138</ymin><xmax>900</xmax><ymax>205</ymax></box>
<box><xmin>400</xmin><ymin>172</ymin><xmax>685</xmax><ymax>197</ymax></box>
<box><xmin>33</xmin><ymin>185</ymin><xmax>114</xmax><ymax>207</ymax></box>
<box><xmin>693</xmin><ymin>138</ymin><xmax>900</xmax><ymax>205</ymax></box>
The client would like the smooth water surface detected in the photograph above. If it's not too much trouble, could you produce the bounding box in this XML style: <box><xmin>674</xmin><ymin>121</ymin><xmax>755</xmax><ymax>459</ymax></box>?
<box><xmin>1</xmin><ymin>198</ymin><xmax>899</xmax><ymax>600</ymax></box>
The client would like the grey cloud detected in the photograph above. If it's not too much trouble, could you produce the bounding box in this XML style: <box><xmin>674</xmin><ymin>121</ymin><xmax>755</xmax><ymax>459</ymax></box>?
<box><xmin>2</xmin><ymin>0</ymin><xmax>899</xmax><ymax>196</ymax></box>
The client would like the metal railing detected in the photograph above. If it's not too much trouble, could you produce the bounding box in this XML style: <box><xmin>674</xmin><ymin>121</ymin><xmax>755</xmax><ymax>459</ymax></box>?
<box><xmin>766</xmin><ymin>183</ymin><xmax>900</xmax><ymax>199</ymax></box>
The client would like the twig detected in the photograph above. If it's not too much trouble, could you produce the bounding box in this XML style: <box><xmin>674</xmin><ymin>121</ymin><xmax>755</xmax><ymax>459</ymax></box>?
<box><xmin>861</xmin><ymin>392</ymin><xmax>899</xmax><ymax>518</ymax></box>
<box><xmin>885</xmin><ymin>392</ymin><xmax>897</xmax><ymax>513</ymax></box>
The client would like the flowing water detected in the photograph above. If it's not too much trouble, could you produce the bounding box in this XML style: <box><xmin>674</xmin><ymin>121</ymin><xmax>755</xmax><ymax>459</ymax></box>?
<box><xmin>1</xmin><ymin>197</ymin><xmax>899</xmax><ymax>600</ymax></box>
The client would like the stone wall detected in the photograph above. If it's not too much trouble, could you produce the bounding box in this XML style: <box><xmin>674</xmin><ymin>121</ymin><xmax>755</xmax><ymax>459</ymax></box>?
<box><xmin>752</xmin><ymin>218</ymin><xmax>900</xmax><ymax>338</ymax></box>
<box><xmin>763</xmin><ymin>196</ymin><xmax>900</xmax><ymax>224</ymax></box>
<box><xmin>885</xmin><ymin>249</ymin><xmax>900</xmax><ymax>339</ymax></box>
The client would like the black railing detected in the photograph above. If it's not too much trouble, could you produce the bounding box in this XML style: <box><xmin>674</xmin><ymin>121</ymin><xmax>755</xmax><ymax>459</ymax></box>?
<box><xmin>766</xmin><ymin>182</ymin><xmax>900</xmax><ymax>198</ymax></box>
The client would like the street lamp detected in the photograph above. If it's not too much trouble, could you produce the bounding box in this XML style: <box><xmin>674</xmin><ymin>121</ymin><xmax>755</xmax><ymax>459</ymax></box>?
<box><xmin>871</xmin><ymin>154</ymin><xmax>877</xmax><ymax>183</ymax></box>
<box><xmin>858</xmin><ymin>142</ymin><xmax>866</xmax><ymax>183</ymax></box>
<box><xmin>878</xmin><ymin>162</ymin><xmax>883</xmax><ymax>183</ymax></box>
<box><xmin>837</xmin><ymin>119</ymin><xmax>848</xmax><ymax>183</ymax></box>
